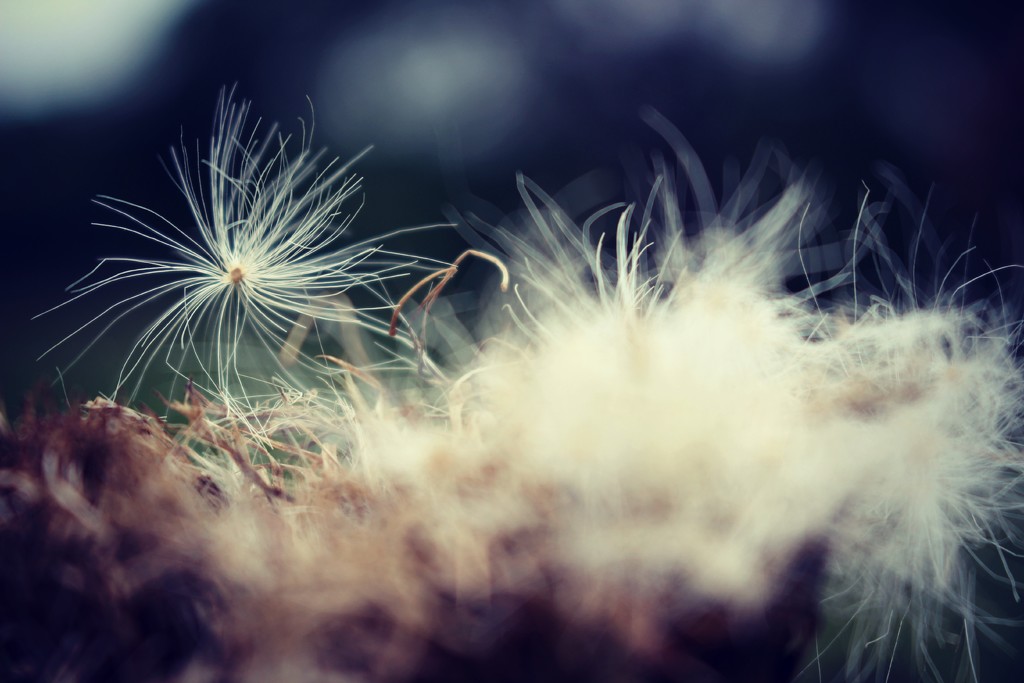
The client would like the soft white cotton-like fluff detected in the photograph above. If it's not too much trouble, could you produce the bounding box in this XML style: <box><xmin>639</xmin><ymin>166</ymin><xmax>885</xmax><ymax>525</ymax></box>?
<box><xmin>418</xmin><ymin>148</ymin><xmax>1024</xmax><ymax>675</ymax></box>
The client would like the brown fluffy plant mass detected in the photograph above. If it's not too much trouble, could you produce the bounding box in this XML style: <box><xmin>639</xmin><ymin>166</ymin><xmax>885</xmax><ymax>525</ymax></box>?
<box><xmin>0</xmin><ymin>396</ymin><xmax>825</xmax><ymax>683</ymax></box>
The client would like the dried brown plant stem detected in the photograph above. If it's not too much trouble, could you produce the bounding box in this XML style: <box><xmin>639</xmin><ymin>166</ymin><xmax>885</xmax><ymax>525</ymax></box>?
<box><xmin>169</xmin><ymin>391</ymin><xmax>294</xmax><ymax>503</ymax></box>
<box><xmin>278</xmin><ymin>292</ymin><xmax>373</xmax><ymax>369</ymax></box>
<box><xmin>388</xmin><ymin>249</ymin><xmax>510</xmax><ymax>338</ymax></box>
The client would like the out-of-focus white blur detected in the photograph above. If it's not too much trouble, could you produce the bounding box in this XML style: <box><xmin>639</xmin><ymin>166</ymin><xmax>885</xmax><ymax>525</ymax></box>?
<box><xmin>0</xmin><ymin>0</ymin><xmax>204</xmax><ymax>117</ymax></box>
<box><xmin>316</xmin><ymin>6</ymin><xmax>534</xmax><ymax>161</ymax></box>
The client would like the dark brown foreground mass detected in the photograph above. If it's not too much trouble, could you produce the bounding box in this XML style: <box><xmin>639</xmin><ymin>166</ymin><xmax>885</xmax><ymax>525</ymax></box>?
<box><xmin>0</xmin><ymin>404</ymin><xmax>825</xmax><ymax>682</ymax></box>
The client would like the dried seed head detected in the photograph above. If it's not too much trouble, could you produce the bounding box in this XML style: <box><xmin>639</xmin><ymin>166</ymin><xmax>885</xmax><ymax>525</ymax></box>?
<box><xmin>36</xmin><ymin>89</ymin><xmax>445</xmax><ymax>411</ymax></box>
<box><xmin>227</xmin><ymin>264</ymin><xmax>246</xmax><ymax>285</ymax></box>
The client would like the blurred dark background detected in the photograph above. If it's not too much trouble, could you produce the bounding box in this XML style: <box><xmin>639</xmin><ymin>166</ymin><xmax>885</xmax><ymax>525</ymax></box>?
<box><xmin>0</xmin><ymin>0</ymin><xmax>1022</xmax><ymax>678</ymax></box>
<box><xmin>3</xmin><ymin>0</ymin><xmax>1024</xmax><ymax>411</ymax></box>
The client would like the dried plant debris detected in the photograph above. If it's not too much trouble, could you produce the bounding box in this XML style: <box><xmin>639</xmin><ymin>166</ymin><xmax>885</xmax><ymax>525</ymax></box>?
<box><xmin>0</xmin><ymin>400</ymin><xmax>830</xmax><ymax>683</ymax></box>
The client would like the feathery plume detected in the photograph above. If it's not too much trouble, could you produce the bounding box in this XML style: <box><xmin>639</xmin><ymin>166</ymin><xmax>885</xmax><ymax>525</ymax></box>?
<box><xmin>37</xmin><ymin>90</ymin><xmax>439</xmax><ymax>411</ymax></box>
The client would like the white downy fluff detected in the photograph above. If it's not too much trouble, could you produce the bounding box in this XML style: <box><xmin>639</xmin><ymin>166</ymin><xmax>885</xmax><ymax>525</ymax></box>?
<box><xmin>387</xmin><ymin>132</ymin><xmax>1024</xmax><ymax>676</ymax></box>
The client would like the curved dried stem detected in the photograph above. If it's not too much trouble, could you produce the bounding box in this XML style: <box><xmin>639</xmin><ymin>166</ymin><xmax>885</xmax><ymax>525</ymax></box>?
<box><xmin>389</xmin><ymin>249</ymin><xmax>510</xmax><ymax>337</ymax></box>
<box><xmin>278</xmin><ymin>292</ymin><xmax>373</xmax><ymax>369</ymax></box>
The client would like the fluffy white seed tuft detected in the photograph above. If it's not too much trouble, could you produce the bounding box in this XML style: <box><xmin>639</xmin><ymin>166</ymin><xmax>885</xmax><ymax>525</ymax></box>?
<box><xmin>439</xmin><ymin>144</ymin><xmax>1024</xmax><ymax>676</ymax></box>
<box><xmin>38</xmin><ymin>91</ymin><xmax>443</xmax><ymax>412</ymax></box>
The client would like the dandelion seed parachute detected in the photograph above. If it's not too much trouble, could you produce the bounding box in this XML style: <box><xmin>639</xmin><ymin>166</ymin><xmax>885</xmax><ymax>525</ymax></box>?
<box><xmin>37</xmin><ymin>90</ymin><xmax>443</xmax><ymax>412</ymax></box>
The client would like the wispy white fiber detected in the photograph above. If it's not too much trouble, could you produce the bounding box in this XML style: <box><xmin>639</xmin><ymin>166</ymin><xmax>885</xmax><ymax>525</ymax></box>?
<box><xmin>39</xmin><ymin>91</ymin><xmax>444</xmax><ymax>412</ymax></box>
<box><xmin>433</xmin><ymin>130</ymin><xmax>1024</xmax><ymax>675</ymax></box>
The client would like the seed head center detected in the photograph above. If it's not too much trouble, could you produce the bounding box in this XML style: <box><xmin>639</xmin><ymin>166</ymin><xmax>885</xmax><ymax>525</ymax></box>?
<box><xmin>227</xmin><ymin>264</ymin><xmax>246</xmax><ymax>285</ymax></box>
